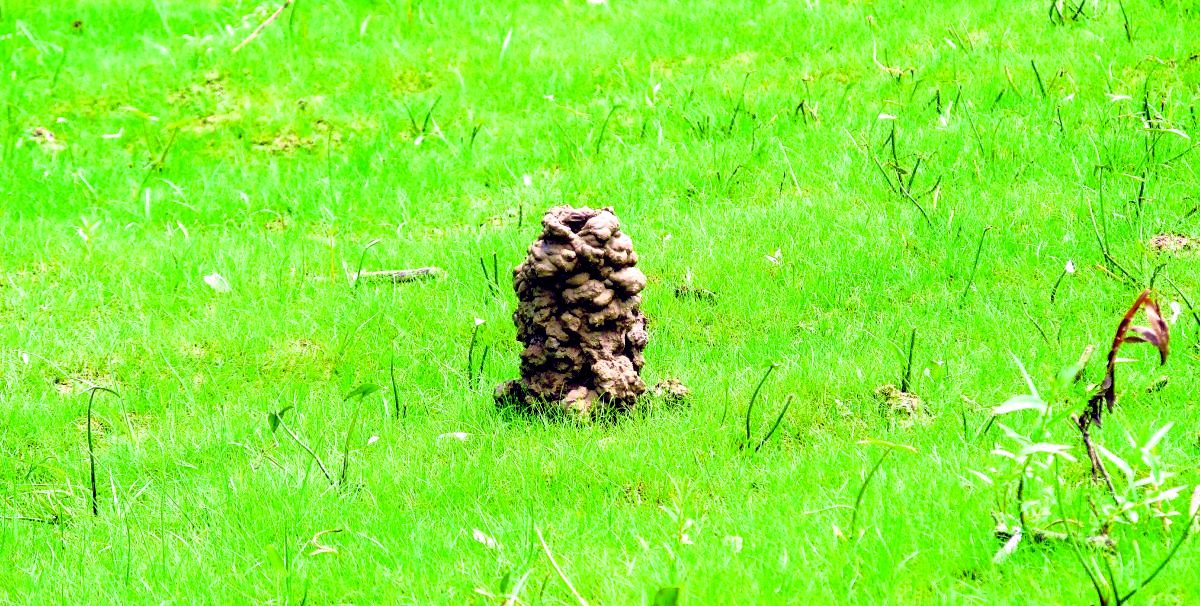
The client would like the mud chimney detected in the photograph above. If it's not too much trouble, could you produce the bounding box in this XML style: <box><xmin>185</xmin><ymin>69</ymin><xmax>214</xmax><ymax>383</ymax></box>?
<box><xmin>496</xmin><ymin>206</ymin><xmax>648</xmax><ymax>416</ymax></box>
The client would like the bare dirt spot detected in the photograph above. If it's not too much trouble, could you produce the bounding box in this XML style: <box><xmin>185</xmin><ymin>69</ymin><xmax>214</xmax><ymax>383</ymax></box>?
<box><xmin>168</xmin><ymin>70</ymin><xmax>227</xmax><ymax>105</ymax></box>
<box><xmin>392</xmin><ymin>68</ymin><xmax>435</xmax><ymax>94</ymax></box>
<box><xmin>674</xmin><ymin>284</ymin><xmax>717</xmax><ymax>303</ymax></box>
<box><xmin>264</xmin><ymin>215</ymin><xmax>291</xmax><ymax>232</ymax></box>
<box><xmin>1148</xmin><ymin>233</ymin><xmax>1200</xmax><ymax>254</ymax></box>
<box><xmin>183</xmin><ymin>342</ymin><xmax>209</xmax><ymax>358</ymax></box>
<box><xmin>874</xmin><ymin>384</ymin><xmax>925</xmax><ymax>424</ymax></box>
<box><xmin>649</xmin><ymin>378</ymin><xmax>691</xmax><ymax>406</ymax></box>
<box><xmin>28</xmin><ymin>127</ymin><xmax>65</xmax><ymax>152</ymax></box>
<box><xmin>261</xmin><ymin>338</ymin><xmax>329</xmax><ymax>377</ymax></box>
<box><xmin>253</xmin><ymin>127</ymin><xmax>342</xmax><ymax>154</ymax></box>
<box><xmin>72</xmin><ymin>415</ymin><xmax>109</xmax><ymax>441</ymax></box>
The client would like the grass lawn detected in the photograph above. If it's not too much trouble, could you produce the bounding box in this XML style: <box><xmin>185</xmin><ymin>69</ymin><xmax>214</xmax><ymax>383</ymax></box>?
<box><xmin>3</xmin><ymin>0</ymin><xmax>1200</xmax><ymax>603</ymax></box>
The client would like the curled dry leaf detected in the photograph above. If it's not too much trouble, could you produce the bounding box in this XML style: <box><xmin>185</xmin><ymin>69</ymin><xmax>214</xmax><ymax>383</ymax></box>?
<box><xmin>1077</xmin><ymin>290</ymin><xmax>1171</xmax><ymax>489</ymax></box>
<box><xmin>1081</xmin><ymin>289</ymin><xmax>1169</xmax><ymax>429</ymax></box>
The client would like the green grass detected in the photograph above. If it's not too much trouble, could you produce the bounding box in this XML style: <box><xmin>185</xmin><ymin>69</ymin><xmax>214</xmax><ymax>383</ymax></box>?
<box><xmin>3</xmin><ymin>0</ymin><xmax>1200</xmax><ymax>603</ymax></box>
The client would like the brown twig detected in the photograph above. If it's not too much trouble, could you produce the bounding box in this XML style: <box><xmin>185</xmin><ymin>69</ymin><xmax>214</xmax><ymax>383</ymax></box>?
<box><xmin>232</xmin><ymin>1</ymin><xmax>293</xmax><ymax>54</ymax></box>
<box><xmin>995</xmin><ymin>524</ymin><xmax>1113</xmax><ymax>549</ymax></box>
<box><xmin>1078</xmin><ymin>419</ymin><xmax>1121</xmax><ymax>505</ymax></box>
<box><xmin>351</xmin><ymin>268</ymin><xmax>444</xmax><ymax>284</ymax></box>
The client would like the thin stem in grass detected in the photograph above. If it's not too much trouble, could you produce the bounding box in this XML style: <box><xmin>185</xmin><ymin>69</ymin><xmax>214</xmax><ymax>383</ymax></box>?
<box><xmin>868</xmin><ymin>126</ymin><xmax>933</xmax><ymax>228</ymax></box>
<box><xmin>754</xmin><ymin>394</ymin><xmax>794</xmax><ymax>453</ymax></box>
<box><xmin>727</xmin><ymin>72</ymin><xmax>752</xmax><ymax>134</ymax></box>
<box><xmin>49</xmin><ymin>46</ymin><xmax>69</xmax><ymax>94</ymax></box>
<box><xmin>480</xmin><ymin>257</ymin><xmax>497</xmax><ymax>296</ymax></box>
<box><xmin>1047</xmin><ymin>0</ymin><xmax>1064</xmax><ymax>24</ymax></box>
<box><xmin>421</xmin><ymin>97</ymin><xmax>441</xmax><ymax>135</ymax></box>
<box><xmin>1078</xmin><ymin>413</ymin><xmax>1120</xmax><ymax>508</ymax></box>
<box><xmin>339</xmin><ymin>384</ymin><xmax>381</xmax><ymax>485</ymax></box>
<box><xmin>959</xmin><ymin>225</ymin><xmax>993</xmax><ymax>302</ymax></box>
<box><xmin>905</xmin><ymin>156</ymin><xmax>922</xmax><ymax>192</ymax></box>
<box><xmin>849</xmin><ymin>450</ymin><xmax>892</xmax><ymax>535</ymax></box>
<box><xmin>1053</xmin><ymin>458</ymin><xmax>1109</xmax><ymax>606</ymax></box>
<box><xmin>465</xmin><ymin>123</ymin><xmax>483</xmax><ymax>159</ymax></box>
<box><xmin>403</xmin><ymin>101</ymin><xmax>421</xmax><ymax>133</ymax></box>
<box><xmin>282</xmin><ymin>423</ymin><xmax>332</xmax><ymax>484</ymax></box>
<box><xmin>1014</xmin><ymin>453</ymin><xmax>1038</xmax><ymax>530</ymax></box>
<box><xmin>287</xmin><ymin>0</ymin><xmax>302</xmax><ymax>37</ymax></box>
<box><xmin>1030</xmin><ymin>60</ymin><xmax>1046</xmax><ymax>98</ymax></box>
<box><xmin>134</xmin><ymin>127</ymin><xmax>179</xmax><ymax>203</ymax></box>
<box><xmin>1086</xmin><ymin>196</ymin><xmax>1109</xmax><ymax>262</ymax></box>
<box><xmin>900</xmin><ymin>328</ymin><xmax>916</xmax><ymax>393</ymax></box>
<box><xmin>1087</xmin><ymin>173</ymin><xmax>1138</xmax><ymax>284</ymax></box>
<box><xmin>536</xmin><ymin>526</ymin><xmax>590</xmax><ymax>606</ymax></box>
<box><xmin>325</xmin><ymin>129</ymin><xmax>335</xmax><ymax>205</ymax></box>
<box><xmin>1069</xmin><ymin>0</ymin><xmax>1087</xmax><ymax>20</ymax></box>
<box><xmin>339</xmin><ymin>410</ymin><xmax>363</xmax><ymax>485</ymax></box>
<box><xmin>480</xmin><ymin>252</ymin><xmax>502</xmax><ymax>298</ymax></box>
<box><xmin>1164</xmin><ymin>275</ymin><xmax>1200</xmax><ymax>337</ymax></box>
<box><xmin>744</xmin><ymin>363</ymin><xmax>779</xmax><ymax>446</ymax></box>
<box><xmin>1117</xmin><ymin>0</ymin><xmax>1133</xmax><ymax>43</ymax></box>
<box><xmin>85</xmin><ymin>387</ymin><xmax>119</xmax><ymax>517</ymax></box>
<box><xmin>477</xmin><ymin>345</ymin><xmax>491</xmax><ymax>387</ymax></box>
<box><xmin>3</xmin><ymin>514</ymin><xmax>59</xmax><ymax>525</ymax></box>
<box><xmin>1103</xmin><ymin>556</ymin><xmax>1121</xmax><ymax>606</ymax></box>
<box><xmin>467</xmin><ymin>319</ymin><xmax>485</xmax><ymax>386</ymax></box>
<box><xmin>1049</xmin><ymin>260</ymin><xmax>1075</xmax><ymax>303</ymax></box>
<box><xmin>593</xmin><ymin>105</ymin><xmax>619</xmax><ymax>155</ymax></box>
<box><xmin>88</xmin><ymin>394</ymin><xmax>97</xmax><ymax>516</ymax></box>
<box><xmin>351</xmin><ymin>239</ymin><xmax>381</xmax><ymax>288</ymax></box>
<box><xmin>390</xmin><ymin>354</ymin><xmax>403</xmax><ymax>420</ymax></box>
<box><xmin>1022</xmin><ymin>304</ymin><xmax>1052</xmax><ymax>345</ymax></box>
<box><xmin>1119</xmin><ymin>500</ymin><xmax>1200</xmax><ymax>604</ymax></box>
<box><xmin>1147</xmin><ymin>262</ymin><xmax>1166</xmax><ymax>291</ymax></box>
<box><xmin>961</xmin><ymin>94</ymin><xmax>987</xmax><ymax>158</ymax></box>
<box><xmin>269</xmin><ymin>407</ymin><xmax>333</xmax><ymax>485</ymax></box>
<box><xmin>779</xmin><ymin>141</ymin><xmax>800</xmax><ymax>193</ymax></box>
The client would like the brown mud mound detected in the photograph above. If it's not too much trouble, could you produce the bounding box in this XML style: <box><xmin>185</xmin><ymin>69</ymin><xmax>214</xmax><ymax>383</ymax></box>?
<box><xmin>496</xmin><ymin>206</ymin><xmax>650</xmax><ymax>417</ymax></box>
